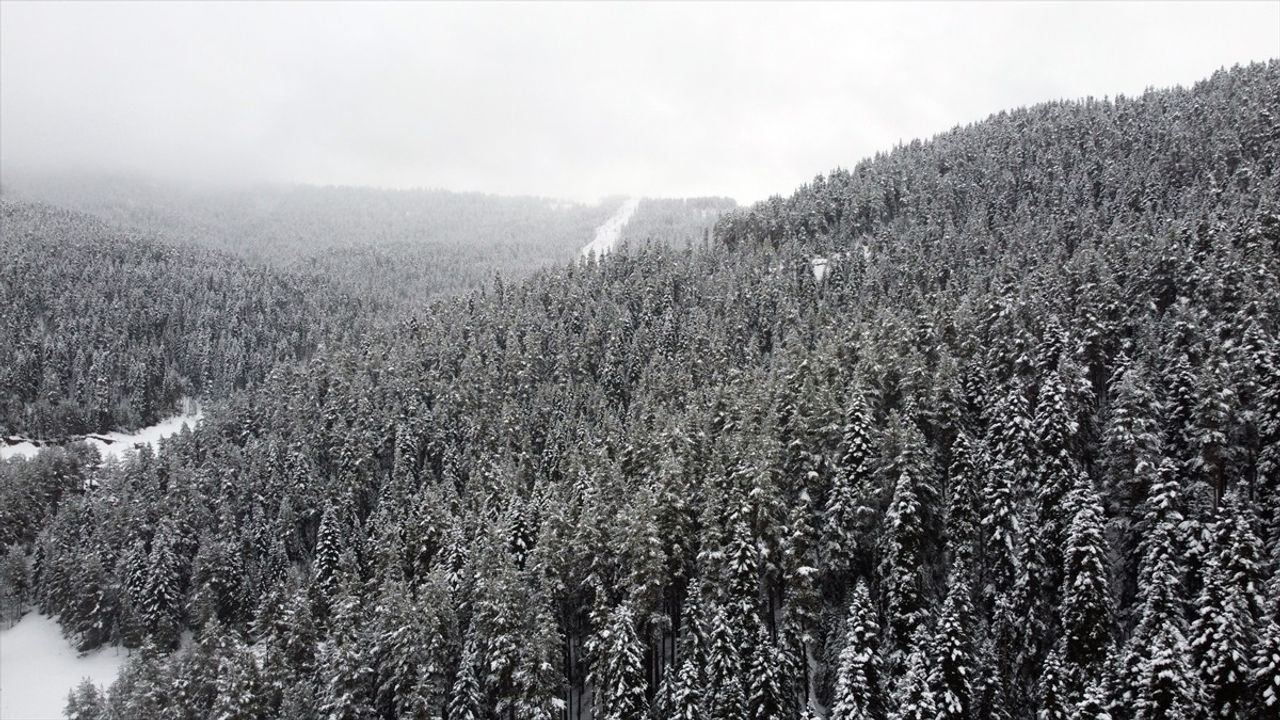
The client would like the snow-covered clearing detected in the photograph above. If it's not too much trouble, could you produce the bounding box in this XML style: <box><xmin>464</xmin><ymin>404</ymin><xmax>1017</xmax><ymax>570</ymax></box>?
<box><xmin>0</xmin><ymin>612</ymin><xmax>129</xmax><ymax>720</ymax></box>
<box><xmin>811</xmin><ymin>257</ymin><xmax>830</xmax><ymax>282</ymax></box>
<box><xmin>1</xmin><ymin>406</ymin><xmax>204</xmax><ymax>462</ymax></box>
<box><xmin>580</xmin><ymin>197</ymin><xmax>640</xmax><ymax>258</ymax></box>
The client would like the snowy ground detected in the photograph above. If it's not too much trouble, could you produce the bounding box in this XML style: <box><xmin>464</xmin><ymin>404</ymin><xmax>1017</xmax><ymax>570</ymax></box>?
<box><xmin>0</xmin><ymin>612</ymin><xmax>129</xmax><ymax>720</ymax></box>
<box><xmin>580</xmin><ymin>197</ymin><xmax>640</xmax><ymax>258</ymax></box>
<box><xmin>1</xmin><ymin>407</ymin><xmax>203</xmax><ymax>463</ymax></box>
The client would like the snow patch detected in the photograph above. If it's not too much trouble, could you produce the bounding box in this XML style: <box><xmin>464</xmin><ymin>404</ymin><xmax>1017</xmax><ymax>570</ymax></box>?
<box><xmin>811</xmin><ymin>257</ymin><xmax>830</xmax><ymax>282</ymax></box>
<box><xmin>0</xmin><ymin>612</ymin><xmax>130</xmax><ymax>720</ymax></box>
<box><xmin>1</xmin><ymin>405</ymin><xmax>204</xmax><ymax>463</ymax></box>
<box><xmin>580</xmin><ymin>198</ymin><xmax>640</xmax><ymax>259</ymax></box>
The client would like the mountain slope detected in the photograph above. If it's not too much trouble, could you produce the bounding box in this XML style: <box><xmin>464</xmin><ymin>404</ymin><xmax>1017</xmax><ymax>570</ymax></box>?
<box><xmin>0</xmin><ymin>201</ymin><xmax>375</xmax><ymax>437</ymax></box>
<box><xmin>8</xmin><ymin>62</ymin><xmax>1280</xmax><ymax>719</ymax></box>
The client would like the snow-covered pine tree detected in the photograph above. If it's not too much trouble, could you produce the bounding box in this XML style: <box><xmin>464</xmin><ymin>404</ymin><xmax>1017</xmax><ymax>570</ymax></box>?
<box><xmin>1060</xmin><ymin>473</ymin><xmax>1112</xmax><ymax>682</ymax></box>
<box><xmin>593</xmin><ymin>601</ymin><xmax>649</xmax><ymax>720</ymax></box>
<box><xmin>1036</xmin><ymin>644</ymin><xmax>1071</xmax><ymax>720</ymax></box>
<box><xmin>1133</xmin><ymin>621</ymin><xmax>1205</xmax><ymax>720</ymax></box>
<box><xmin>747</xmin><ymin>623</ymin><xmax>789</xmax><ymax>720</ymax></box>
<box><xmin>705</xmin><ymin>601</ymin><xmax>747</xmax><ymax>720</ymax></box>
<box><xmin>832</xmin><ymin>579</ymin><xmax>885</xmax><ymax>720</ymax></box>
<box><xmin>930</xmin><ymin>565</ymin><xmax>974</xmax><ymax>720</ymax></box>
<box><xmin>879</xmin><ymin>411</ymin><xmax>934</xmax><ymax>650</ymax></box>
<box><xmin>944</xmin><ymin>430</ymin><xmax>982</xmax><ymax>579</ymax></box>
<box><xmin>65</xmin><ymin>679</ymin><xmax>106</xmax><ymax>720</ymax></box>
<box><xmin>1251</xmin><ymin>615</ymin><xmax>1280</xmax><ymax>720</ymax></box>
<box><xmin>1189</xmin><ymin>555</ymin><xmax>1252</xmax><ymax>718</ymax></box>
<box><xmin>211</xmin><ymin>644</ymin><xmax>269</xmax><ymax>720</ymax></box>
<box><xmin>449</xmin><ymin>635</ymin><xmax>484</xmax><ymax>720</ymax></box>
<box><xmin>891</xmin><ymin>627</ymin><xmax>938</xmax><ymax>720</ymax></box>
<box><xmin>142</xmin><ymin>525</ymin><xmax>183</xmax><ymax>649</ymax></box>
<box><xmin>824</xmin><ymin>389</ymin><xmax>877</xmax><ymax>579</ymax></box>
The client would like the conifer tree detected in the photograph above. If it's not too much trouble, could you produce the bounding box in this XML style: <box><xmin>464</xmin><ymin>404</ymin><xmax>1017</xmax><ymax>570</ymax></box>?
<box><xmin>1189</xmin><ymin>556</ymin><xmax>1252</xmax><ymax>718</ymax></box>
<box><xmin>747</xmin><ymin>623</ymin><xmax>789</xmax><ymax>720</ymax></box>
<box><xmin>449</xmin><ymin>636</ymin><xmax>484</xmax><ymax>720</ymax></box>
<box><xmin>593</xmin><ymin>601</ymin><xmax>650</xmax><ymax>720</ymax></box>
<box><xmin>891</xmin><ymin>627</ymin><xmax>937</xmax><ymax>720</ymax></box>
<box><xmin>1134</xmin><ymin>622</ymin><xmax>1204</xmax><ymax>720</ymax></box>
<box><xmin>65</xmin><ymin>680</ymin><xmax>106</xmax><ymax>720</ymax></box>
<box><xmin>1036</xmin><ymin>645</ymin><xmax>1071</xmax><ymax>720</ymax></box>
<box><xmin>879</xmin><ymin>412</ymin><xmax>934</xmax><ymax>648</ymax></box>
<box><xmin>824</xmin><ymin>390</ymin><xmax>877</xmax><ymax>578</ymax></box>
<box><xmin>931</xmin><ymin>567</ymin><xmax>975</xmax><ymax>720</ymax></box>
<box><xmin>832</xmin><ymin>580</ymin><xmax>885</xmax><ymax>720</ymax></box>
<box><xmin>1060</xmin><ymin>474</ymin><xmax>1112</xmax><ymax>680</ymax></box>
<box><xmin>706</xmin><ymin>602</ymin><xmax>746</xmax><ymax>720</ymax></box>
<box><xmin>1251</xmin><ymin>616</ymin><xmax>1280</xmax><ymax>720</ymax></box>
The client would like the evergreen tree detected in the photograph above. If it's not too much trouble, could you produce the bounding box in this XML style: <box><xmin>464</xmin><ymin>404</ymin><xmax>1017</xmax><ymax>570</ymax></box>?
<box><xmin>824</xmin><ymin>390</ymin><xmax>877</xmax><ymax>578</ymax></box>
<box><xmin>65</xmin><ymin>680</ymin><xmax>106</xmax><ymax>720</ymax></box>
<box><xmin>747</xmin><ymin>623</ymin><xmax>789</xmax><ymax>720</ymax></box>
<box><xmin>705</xmin><ymin>602</ymin><xmax>746</xmax><ymax>720</ymax></box>
<box><xmin>931</xmin><ymin>567</ymin><xmax>975</xmax><ymax>720</ymax></box>
<box><xmin>1134</xmin><ymin>622</ymin><xmax>1204</xmax><ymax>720</ymax></box>
<box><xmin>1189</xmin><ymin>556</ymin><xmax>1253</xmax><ymax>718</ymax></box>
<box><xmin>1060</xmin><ymin>474</ymin><xmax>1112</xmax><ymax>680</ymax></box>
<box><xmin>832</xmin><ymin>580</ymin><xmax>885</xmax><ymax>720</ymax></box>
<box><xmin>593</xmin><ymin>601</ymin><xmax>650</xmax><ymax>720</ymax></box>
<box><xmin>879</xmin><ymin>412</ymin><xmax>934</xmax><ymax>648</ymax></box>
<box><xmin>891</xmin><ymin>628</ymin><xmax>937</xmax><ymax>720</ymax></box>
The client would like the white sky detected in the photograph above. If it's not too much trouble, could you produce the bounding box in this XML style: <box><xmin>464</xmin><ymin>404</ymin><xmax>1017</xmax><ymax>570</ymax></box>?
<box><xmin>2</xmin><ymin>1</ymin><xmax>1277</xmax><ymax>204</ymax></box>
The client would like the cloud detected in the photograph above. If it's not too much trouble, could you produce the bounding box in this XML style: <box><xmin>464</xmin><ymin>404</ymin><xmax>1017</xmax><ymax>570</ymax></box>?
<box><xmin>2</xmin><ymin>1</ymin><xmax>1277</xmax><ymax>203</ymax></box>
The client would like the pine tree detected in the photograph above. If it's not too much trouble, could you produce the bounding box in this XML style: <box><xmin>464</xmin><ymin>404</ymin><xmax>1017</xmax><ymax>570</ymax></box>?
<box><xmin>1189</xmin><ymin>556</ymin><xmax>1252</xmax><ymax>718</ymax></box>
<box><xmin>593</xmin><ymin>601</ymin><xmax>649</xmax><ymax>720</ymax></box>
<box><xmin>1060</xmin><ymin>474</ymin><xmax>1112</xmax><ymax>680</ymax></box>
<box><xmin>945</xmin><ymin>430</ymin><xmax>983</xmax><ymax>575</ymax></box>
<box><xmin>891</xmin><ymin>627</ymin><xmax>937</xmax><ymax>720</ymax></box>
<box><xmin>1134</xmin><ymin>622</ymin><xmax>1204</xmax><ymax>720</ymax></box>
<box><xmin>312</xmin><ymin>504</ymin><xmax>344</xmax><ymax>618</ymax></box>
<box><xmin>211</xmin><ymin>646</ymin><xmax>269</xmax><ymax>720</ymax></box>
<box><xmin>1069</xmin><ymin>678</ymin><xmax>1113</xmax><ymax>720</ymax></box>
<box><xmin>143</xmin><ymin>526</ymin><xmax>183</xmax><ymax>649</ymax></box>
<box><xmin>667</xmin><ymin>655</ymin><xmax>704</xmax><ymax>720</ymax></box>
<box><xmin>931</xmin><ymin>567</ymin><xmax>974</xmax><ymax>720</ymax></box>
<box><xmin>824</xmin><ymin>390</ymin><xmax>877</xmax><ymax>578</ymax></box>
<box><xmin>832</xmin><ymin>580</ymin><xmax>885</xmax><ymax>720</ymax></box>
<box><xmin>317</xmin><ymin>575</ymin><xmax>375</xmax><ymax>720</ymax></box>
<box><xmin>65</xmin><ymin>679</ymin><xmax>106</xmax><ymax>720</ymax></box>
<box><xmin>449</xmin><ymin>636</ymin><xmax>484</xmax><ymax>720</ymax></box>
<box><xmin>747</xmin><ymin>623</ymin><xmax>788</xmax><ymax>720</ymax></box>
<box><xmin>879</xmin><ymin>412</ymin><xmax>934</xmax><ymax>648</ymax></box>
<box><xmin>1036</xmin><ymin>645</ymin><xmax>1071</xmax><ymax>720</ymax></box>
<box><xmin>1251</xmin><ymin>616</ymin><xmax>1280</xmax><ymax>720</ymax></box>
<box><xmin>705</xmin><ymin>602</ymin><xmax>746</xmax><ymax>720</ymax></box>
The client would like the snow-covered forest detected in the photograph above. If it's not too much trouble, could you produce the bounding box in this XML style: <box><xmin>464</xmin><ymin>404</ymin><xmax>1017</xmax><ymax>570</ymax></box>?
<box><xmin>1</xmin><ymin>59</ymin><xmax>1278</xmax><ymax>719</ymax></box>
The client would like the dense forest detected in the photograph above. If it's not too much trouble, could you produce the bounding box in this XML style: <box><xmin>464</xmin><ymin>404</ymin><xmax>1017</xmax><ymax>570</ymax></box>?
<box><xmin>2</xmin><ymin>62</ymin><xmax>1279</xmax><ymax>720</ymax></box>
<box><xmin>616</xmin><ymin>197</ymin><xmax>738</xmax><ymax>249</ymax></box>
<box><xmin>0</xmin><ymin>179</ymin><xmax>627</xmax><ymax>305</ymax></box>
<box><xmin>0</xmin><ymin>201</ymin><xmax>376</xmax><ymax>438</ymax></box>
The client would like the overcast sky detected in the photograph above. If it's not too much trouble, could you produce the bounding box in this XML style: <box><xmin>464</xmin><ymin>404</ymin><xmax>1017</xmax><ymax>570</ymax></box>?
<box><xmin>2</xmin><ymin>1</ymin><xmax>1277</xmax><ymax>204</ymax></box>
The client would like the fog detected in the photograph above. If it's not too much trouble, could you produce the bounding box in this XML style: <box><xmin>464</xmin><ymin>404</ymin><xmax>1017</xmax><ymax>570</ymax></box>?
<box><xmin>2</xmin><ymin>1</ymin><xmax>1277</xmax><ymax>204</ymax></box>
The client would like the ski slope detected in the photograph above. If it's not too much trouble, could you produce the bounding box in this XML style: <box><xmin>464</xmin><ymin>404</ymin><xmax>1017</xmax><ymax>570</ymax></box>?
<box><xmin>580</xmin><ymin>198</ymin><xmax>640</xmax><ymax>258</ymax></box>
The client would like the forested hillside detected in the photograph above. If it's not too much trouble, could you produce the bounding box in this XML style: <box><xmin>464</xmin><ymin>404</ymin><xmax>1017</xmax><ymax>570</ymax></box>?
<box><xmin>0</xmin><ymin>180</ymin><xmax>623</xmax><ymax>305</ymax></box>
<box><xmin>616</xmin><ymin>197</ymin><xmax>738</xmax><ymax>249</ymax></box>
<box><xmin>6</xmin><ymin>62</ymin><xmax>1280</xmax><ymax>720</ymax></box>
<box><xmin>0</xmin><ymin>201</ymin><xmax>375</xmax><ymax>437</ymax></box>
